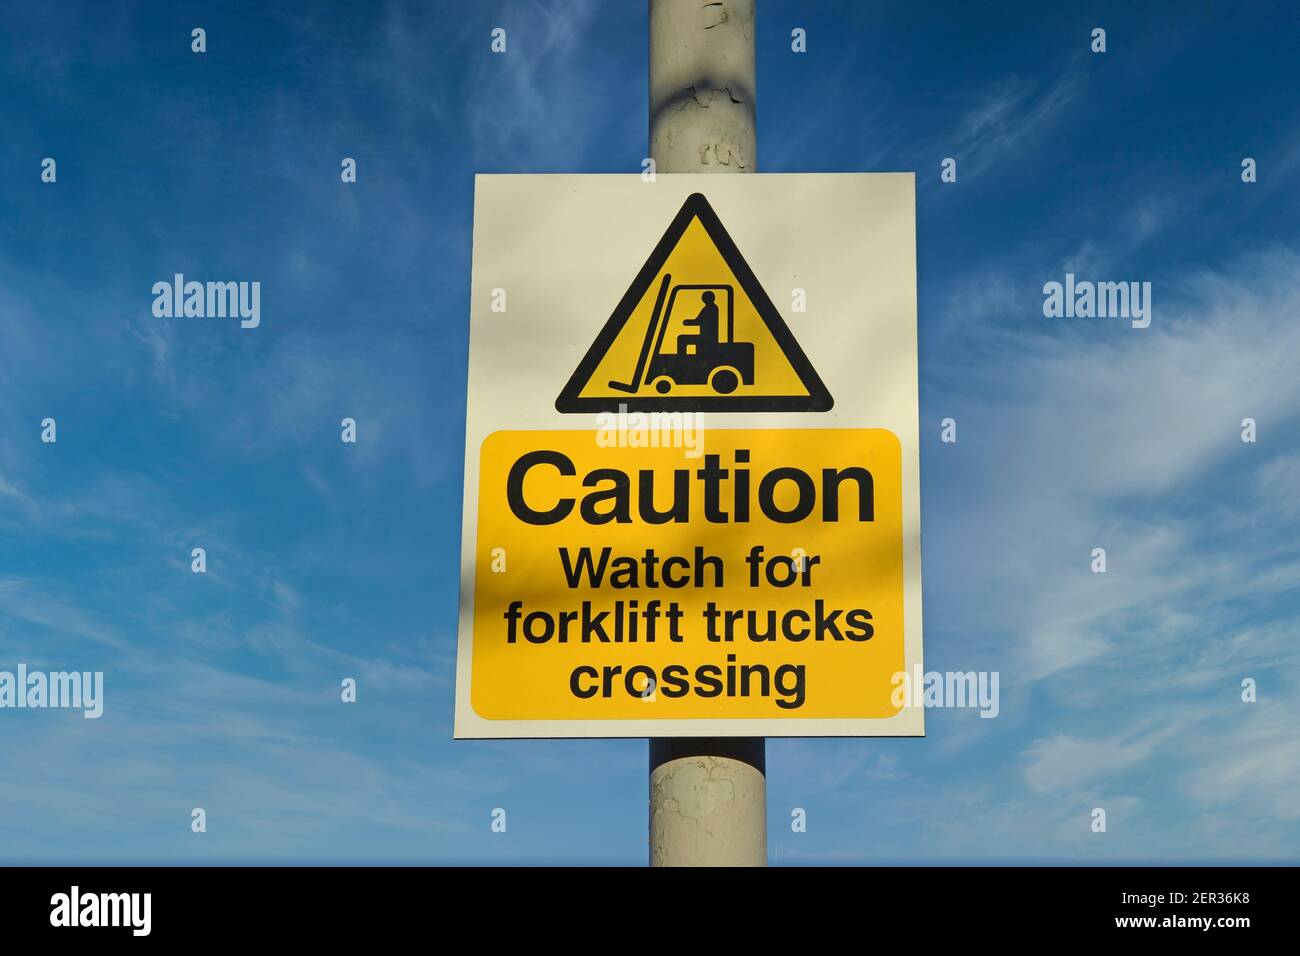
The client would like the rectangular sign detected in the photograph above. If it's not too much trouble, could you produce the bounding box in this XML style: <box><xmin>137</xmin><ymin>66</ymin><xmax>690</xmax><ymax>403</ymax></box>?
<box><xmin>456</xmin><ymin>173</ymin><xmax>922</xmax><ymax>737</ymax></box>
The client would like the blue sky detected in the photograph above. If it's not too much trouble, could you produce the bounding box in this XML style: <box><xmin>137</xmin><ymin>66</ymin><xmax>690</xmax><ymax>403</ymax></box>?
<box><xmin>2</xmin><ymin>0</ymin><xmax>1298</xmax><ymax>863</ymax></box>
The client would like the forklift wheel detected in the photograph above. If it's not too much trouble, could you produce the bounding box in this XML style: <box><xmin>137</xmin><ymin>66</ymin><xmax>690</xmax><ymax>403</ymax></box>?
<box><xmin>709</xmin><ymin>368</ymin><xmax>740</xmax><ymax>395</ymax></box>
<box><xmin>653</xmin><ymin>377</ymin><xmax>673</xmax><ymax>394</ymax></box>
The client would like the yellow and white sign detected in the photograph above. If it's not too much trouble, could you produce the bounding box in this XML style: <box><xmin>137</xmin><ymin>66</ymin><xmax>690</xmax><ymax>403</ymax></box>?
<box><xmin>457</xmin><ymin>174</ymin><xmax>922</xmax><ymax>738</ymax></box>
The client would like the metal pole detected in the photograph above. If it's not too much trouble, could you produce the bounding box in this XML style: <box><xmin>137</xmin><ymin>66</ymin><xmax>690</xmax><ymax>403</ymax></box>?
<box><xmin>649</xmin><ymin>0</ymin><xmax>756</xmax><ymax>174</ymax></box>
<box><xmin>647</xmin><ymin>0</ymin><xmax>766</xmax><ymax>867</ymax></box>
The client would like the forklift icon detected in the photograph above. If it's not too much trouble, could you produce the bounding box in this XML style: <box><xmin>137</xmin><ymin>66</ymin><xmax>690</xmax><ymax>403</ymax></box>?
<box><xmin>556</xmin><ymin>191</ymin><xmax>833</xmax><ymax>414</ymax></box>
<box><xmin>607</xmin><ymin>275</ymin><xmax>756</xmax><ymax>396</ymax></box>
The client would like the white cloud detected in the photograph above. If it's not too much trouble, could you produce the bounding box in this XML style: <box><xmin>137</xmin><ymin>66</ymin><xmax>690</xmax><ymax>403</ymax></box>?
<box><xmin>949</xmin><ymin>70</ymin><xmax>1082</xmax><ymax>180</ymax></box>
<box><xmin>0</xmin><ymin>579</ymin><xmax>129</xmax><ymax>653</ymax></box>
<box><xmin>467</xmin><ymin>0</ymin><xmax>603</xmax><ymax>166</ymax></box>
<box><xmin>1180</xmin><ymin>699</ymin><xmax>1300</xmax><ymax>822</ymax></box>
<box><xmin>1023</xmin><ymin>729</ymin><xmax>1173</xmax><ymax>794</ymax></box>
<box><xmin>1255</xmin><ymin>451</ymin><xmax>1300</xmax><ymax>520</ymax></box>
<box><xmin>777</xmin><ymin>244</ymin><xmax>1300</xmax><ymax>860</ymax></box>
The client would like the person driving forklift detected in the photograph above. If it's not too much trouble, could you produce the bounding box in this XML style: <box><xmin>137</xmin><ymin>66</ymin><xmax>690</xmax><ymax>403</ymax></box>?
<box><xmin>677</xmin><ymin>290</ymin><xmax>720</xmax><ymax>355</ymax></box>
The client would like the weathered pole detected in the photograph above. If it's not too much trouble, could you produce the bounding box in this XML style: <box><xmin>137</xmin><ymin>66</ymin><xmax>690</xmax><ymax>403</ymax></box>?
<box><xmin>647</xmin><ymin>0</ymin><xmax>766</xmax><ymax>867</ymax></box>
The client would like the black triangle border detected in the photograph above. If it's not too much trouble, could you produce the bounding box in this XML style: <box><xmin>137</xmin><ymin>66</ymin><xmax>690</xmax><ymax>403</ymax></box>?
<box><xmin>554</xmin><ymin>192</ymin><xmax>834</xmax><ymax>413</ymax></box>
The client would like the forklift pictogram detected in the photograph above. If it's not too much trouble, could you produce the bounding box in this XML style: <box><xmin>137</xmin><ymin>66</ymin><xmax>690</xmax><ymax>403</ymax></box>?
<box><xmin>555</xmin><ymin>191</ymin><xmax>832</xmax><ymax>413</ymax></box>
<box><xmin>607</xmin><ymin>275</ymin><xmax>756</xmax><ymax>396</ymax></box>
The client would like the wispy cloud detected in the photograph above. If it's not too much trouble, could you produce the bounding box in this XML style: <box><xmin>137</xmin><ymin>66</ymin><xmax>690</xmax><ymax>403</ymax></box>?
<box><xmin>781</xmin><ymin>243</ymin><xmax>1300</xmax><ymax>859</ymax></box>
<box><xmin>466</xmin><ymin>0</ymin><xmax>609</xmax><ymax>168</ymax></box>
<box><xmin>948</xmin><ymin>69</ymin><xmax>1083</xmax><ymax>180</ymax></box>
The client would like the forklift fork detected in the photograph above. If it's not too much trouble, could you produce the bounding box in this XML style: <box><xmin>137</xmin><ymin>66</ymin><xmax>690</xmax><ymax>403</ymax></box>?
<box><xmin>607</xmin><ymin>274</ymin><xmax>673</xmax><ymax>393</ymax></box>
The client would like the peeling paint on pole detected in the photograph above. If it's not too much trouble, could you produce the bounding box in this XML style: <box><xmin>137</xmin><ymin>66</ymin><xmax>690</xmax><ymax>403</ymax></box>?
<box><xmin>650</xmin><ymin>0</ymin><xmax>756</xmax><ymax>173</ymax></box>
<box><xmin>650</xmin><ymin>751</ymin><xmax>766</xmax><ymax>866</ymax></box>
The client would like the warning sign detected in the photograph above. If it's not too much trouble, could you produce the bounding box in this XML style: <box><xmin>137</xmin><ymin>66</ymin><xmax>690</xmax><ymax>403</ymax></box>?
<box><xmin>457</xmin><ymin>174</ymin><xmax>922</xmax><ymax>738</ymax></box>
<box><xmin>555</xmin><ymin>193</ymin><xmax>832</xmax><ymax>413</ymax></box>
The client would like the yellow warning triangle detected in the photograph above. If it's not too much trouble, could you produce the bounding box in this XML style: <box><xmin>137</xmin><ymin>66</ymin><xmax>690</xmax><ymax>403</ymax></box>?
<box><xmin>556</xmin><ymin>193</ymin><xmax>833</xmax><ymax>413</ymax></box>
